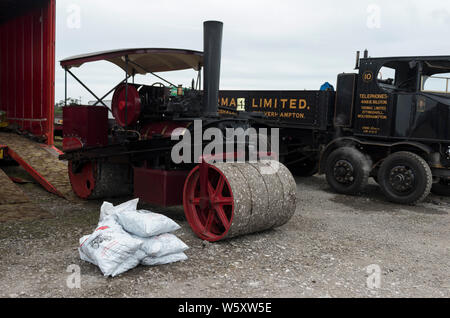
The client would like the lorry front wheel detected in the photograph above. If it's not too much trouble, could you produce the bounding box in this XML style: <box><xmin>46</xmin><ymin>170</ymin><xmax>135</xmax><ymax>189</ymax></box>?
<box><xmin>377</xmin><ymin>152</ymin><xmax>432</xmax><ymax>205</ymax></box>
<box><xmin>325</xmin><ymin>147</ymin><xmax>370</xmax><ymax>195</ymax></box>
<box><xmin>431</xmin><ymin>178</ymin><xmax>450</xmax><ymax>196</ymax></box>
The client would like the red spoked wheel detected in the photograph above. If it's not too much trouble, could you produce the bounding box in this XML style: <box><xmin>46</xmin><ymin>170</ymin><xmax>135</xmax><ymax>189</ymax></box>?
<box><xmin>68</xmin><ymin>161</ymin><xmax>97</xmax><ymax>199</ymax></box>
<box><xmin>183</xmin><ymin>163</ymin><xmax>234</xmax><ymax>242</ymax></box>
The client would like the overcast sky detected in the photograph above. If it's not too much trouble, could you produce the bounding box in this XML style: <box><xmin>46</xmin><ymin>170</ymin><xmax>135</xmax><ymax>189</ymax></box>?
<box><xmin>55</xmin><ymin>0</ymin><xmax>450</xmax><ymax>104</ymax></box>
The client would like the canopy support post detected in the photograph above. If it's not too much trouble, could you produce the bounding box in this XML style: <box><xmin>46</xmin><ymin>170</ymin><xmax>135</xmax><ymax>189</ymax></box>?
<box><xmin>125</xmin><ymin>55</ymin><xmax>129</xmax><ymax>129</ymax></box>
<box><xmin>66</xmin><ymin>69</ymin><xmax>111</xmax><ymax>109</ymax></box>
<box><xmin>92</xmin><ymin>75</ymin><xmax>132</xmax><ymax>108</ymax></box>
<box><xmin>127</xmin><ymin>59</ymin><xmax>176</xmax><ymax>87</ymax></box>
<box><xmin>64</xmin><ymin>68</ymin><xmax>68</xmax><ymax>106</ymax></box>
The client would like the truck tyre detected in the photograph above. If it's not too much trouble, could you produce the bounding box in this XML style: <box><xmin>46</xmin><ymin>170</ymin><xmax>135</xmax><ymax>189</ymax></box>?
<box><xmin>377</xmin><ymin>152</ymin><xmax>432</xmax><ymax>205</ymax></box>
<box><xmin>431</xmin><ymin>178</ymin><xmax>450</xmax><ymax>196</ymax></box>
<box><xmin>325</xmin><ymin>147</ymin><xmax>371</xmax><ymax>195</ymax></box>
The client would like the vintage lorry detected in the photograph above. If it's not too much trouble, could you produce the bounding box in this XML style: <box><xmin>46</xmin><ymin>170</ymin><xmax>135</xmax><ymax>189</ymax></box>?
<box><xmin>219</xmin><ymin>51</ymin><xmax>450</xmax><ymax>204</ymax></box>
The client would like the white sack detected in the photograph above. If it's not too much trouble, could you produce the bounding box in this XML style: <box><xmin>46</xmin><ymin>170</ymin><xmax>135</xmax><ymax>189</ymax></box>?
<box><xmin>132</xmin><ymin>233</ymin><xmax>189</xmax><ymax>258</ymax></box>
<box><xmin>79</xmin><ymin>235</ymin><xmax>96</xmax><ymax>264</ymax></box>
<box><xmin>79</xmin><ymin>225</ymin><xmax>142</xmax><ymax>277</ymax></box>
<box><xmin>115</xmin><ymin>209</ymin><xmax>181</xmax><ymax>237</ymax></box>
<box><xmin>109</xmin><ymin>249</ymin><xmax>144</xmax><ymax>277</ymax></box>
<box><xmin>98</xmin><ymin>198</ymin><xmax>139</xmax><ymax>224</ymax></box>
<box><xmin>97</xmin><ymin>215</ymin><xmax>125</xmax><ymax>233</ymax></box>
<box><xmin>141</xmin><ymin>252</ymin><xmax>188</xmax><ymax>266</ymax></box>
<box><xmin>78</xmin><ymin>198</ymin><xmax>188</xmax><ymax>276</ymax></box>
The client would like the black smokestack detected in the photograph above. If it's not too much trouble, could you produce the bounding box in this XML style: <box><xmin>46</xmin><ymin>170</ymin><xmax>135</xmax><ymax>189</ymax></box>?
<box><xmin>364</xmin><ymin>49</ymin><xmax>369</xmax><ymax>58</ymax></box>
<box><xmin>203</xmin><ymin>21</ymin><xmax>223</xmax><ymax>117</ymax></box>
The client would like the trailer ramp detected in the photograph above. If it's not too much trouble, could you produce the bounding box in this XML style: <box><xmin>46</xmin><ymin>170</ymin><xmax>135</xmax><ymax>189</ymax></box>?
<box><xmin>0</xmin><ymin>132</ymin><xmax>76</xmax><ymax>201</ymax></box>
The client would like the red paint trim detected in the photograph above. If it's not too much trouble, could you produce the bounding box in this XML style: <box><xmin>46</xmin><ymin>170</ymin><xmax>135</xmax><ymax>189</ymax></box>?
<box><xmin>140</xmin><ymin>121</ymin><xmax>190</xmax><ymax>139</ymax></box>
<box><xmin>5</xmin><ymin>147</ymin><xmax>64</xmax><ymax>197</ymax></box>
<box><xmin>62</xmin><ymin>136</ymin><xmax>83</xmax><ymax>152</ymax></box>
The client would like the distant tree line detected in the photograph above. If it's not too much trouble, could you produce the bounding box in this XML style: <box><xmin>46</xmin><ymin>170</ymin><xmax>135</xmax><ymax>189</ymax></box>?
<box><xmin>54</xmin><ymin>98</ymin><xmax>80</xmax><ymax>116</ymax></box>
<box><xmin>54</xmin><ymin>98</ymin><xmax>80</xmax><ymax>108</ymax></box>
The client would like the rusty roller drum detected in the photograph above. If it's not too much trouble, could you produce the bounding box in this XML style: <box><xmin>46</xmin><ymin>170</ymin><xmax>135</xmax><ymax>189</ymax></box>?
<box><xmin>183</xmin><ymin>160</ymin><xmax>297</xmax><ymax>241</ymax></box>
<box><xmin>68</xmin><ymin>161</ymin><xmax>133</xmax><ymax>199</ymax></box>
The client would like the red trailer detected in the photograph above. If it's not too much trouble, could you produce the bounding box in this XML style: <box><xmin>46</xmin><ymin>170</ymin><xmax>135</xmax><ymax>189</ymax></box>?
<box><xmin>0</xmin><ymin>0</ymin><xmax>56</xmax><ymax>145</ymax></box>
<box><xmin>0</xmin><ymin>1</ymin><xmax>73</xmax><ymax>222</ymax></box>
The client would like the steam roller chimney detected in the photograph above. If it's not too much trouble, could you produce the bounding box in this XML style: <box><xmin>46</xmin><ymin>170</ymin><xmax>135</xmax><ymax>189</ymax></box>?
<box><xmin>202</xmin><ymin>21</ymin><xmax>223</xmax><ymax>117</ymax></box>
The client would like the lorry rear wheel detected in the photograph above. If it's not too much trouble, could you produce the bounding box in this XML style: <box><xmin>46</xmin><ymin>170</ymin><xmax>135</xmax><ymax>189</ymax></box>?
<box><xmin>431</xmin><ymin>178</ymin><xmax>450</xmax><ymax>196</ymax></box>
<box><xmin>325</xmin><ymin>147</ymin><xmax>370</xmax><ymax>195</ymax></box>
<box><xmin>377</xmin><ymin>152</ymin><xmax>432</xmax><ymax>205</ymax></box>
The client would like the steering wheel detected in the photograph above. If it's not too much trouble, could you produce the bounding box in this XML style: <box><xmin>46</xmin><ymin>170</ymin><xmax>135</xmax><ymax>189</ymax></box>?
<box><xmin>397</xmin><ymin>77</ymin><xmax>415</xmax><ymax>89</ymax></box>
<box><xmin>151</xmin><ymin>82</ymin><xmax>165</xmax><ymax>87</ymax></box>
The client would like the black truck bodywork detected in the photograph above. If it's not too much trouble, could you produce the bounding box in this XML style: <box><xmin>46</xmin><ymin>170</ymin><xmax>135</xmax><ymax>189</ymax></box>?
<box><xmin>218</xmin><ymin>55</ymin><xmax>450</xmax><ymax>203</ymax></box>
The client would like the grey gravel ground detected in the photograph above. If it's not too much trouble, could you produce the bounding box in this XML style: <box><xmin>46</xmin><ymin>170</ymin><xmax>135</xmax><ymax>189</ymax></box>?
<box><xmin>0</xmin><ymin>173</ymin><xmax>449</xmax><ymax>298</ymax></box>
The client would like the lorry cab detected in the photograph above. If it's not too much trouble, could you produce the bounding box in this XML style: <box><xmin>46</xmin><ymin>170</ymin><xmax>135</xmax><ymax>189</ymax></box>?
<box><xmin>327</xmin><ymin>54</ymin><xmax>450</xmax><ymax>204</ymax></box>
<box><xmin>353</xmin><ymin>56</ymin><xmax>450</xmax><ymax>143</ymax></box>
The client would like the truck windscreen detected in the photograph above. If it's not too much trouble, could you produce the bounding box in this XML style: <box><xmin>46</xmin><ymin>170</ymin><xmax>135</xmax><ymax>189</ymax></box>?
<box><xmin>421</xmin><ymin>74</ymin><xmax>450</xmax><ymax>94</ymax></box>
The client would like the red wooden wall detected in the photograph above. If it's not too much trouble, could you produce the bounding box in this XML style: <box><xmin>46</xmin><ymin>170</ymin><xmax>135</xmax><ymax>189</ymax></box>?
<box><xmin>0</xmin><ymin>0</ymin><xmax>56</xmax><ymax>145</ymax></box>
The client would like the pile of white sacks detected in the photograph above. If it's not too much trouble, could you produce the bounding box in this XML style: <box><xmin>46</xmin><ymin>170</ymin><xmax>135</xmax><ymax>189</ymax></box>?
<box><xmin>79</xmin><ymin>198</ymin><xmax>188</xmax><ymax>277</ymax></box>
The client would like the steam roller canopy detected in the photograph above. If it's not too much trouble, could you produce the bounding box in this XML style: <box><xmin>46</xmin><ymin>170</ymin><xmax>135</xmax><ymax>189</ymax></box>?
<box><xmin>111</xmin><ymin>83</ymin><xmax>142</xmax><ymax>127</ymax></box>
<box><xmin>183</xmin><ymin>160</ymin><xmax>297</xmax><ymax>241</ymax></box>
<box><xmin>68</xmin><ymin>161</ymin><xmax>133</xmax><ymax>199</ymax></box>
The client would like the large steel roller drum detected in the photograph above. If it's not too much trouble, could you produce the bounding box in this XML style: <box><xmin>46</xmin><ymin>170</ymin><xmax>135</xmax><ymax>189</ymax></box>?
<box><xmin>183</xmin><ymin>160</ymin><xmax>297</xmax><ymax>241</ymax></box>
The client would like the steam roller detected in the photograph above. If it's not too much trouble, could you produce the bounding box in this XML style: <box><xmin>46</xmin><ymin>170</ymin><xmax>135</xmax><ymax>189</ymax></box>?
<box><xmin>183</xmin><ymin>160</ymin><xmax>297</xmax><ymax>241</ymax></box>
<box><xmin>59</xmin><ymin>20</ymin><xmax>298</xmax><ymax>242</ymax></box>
